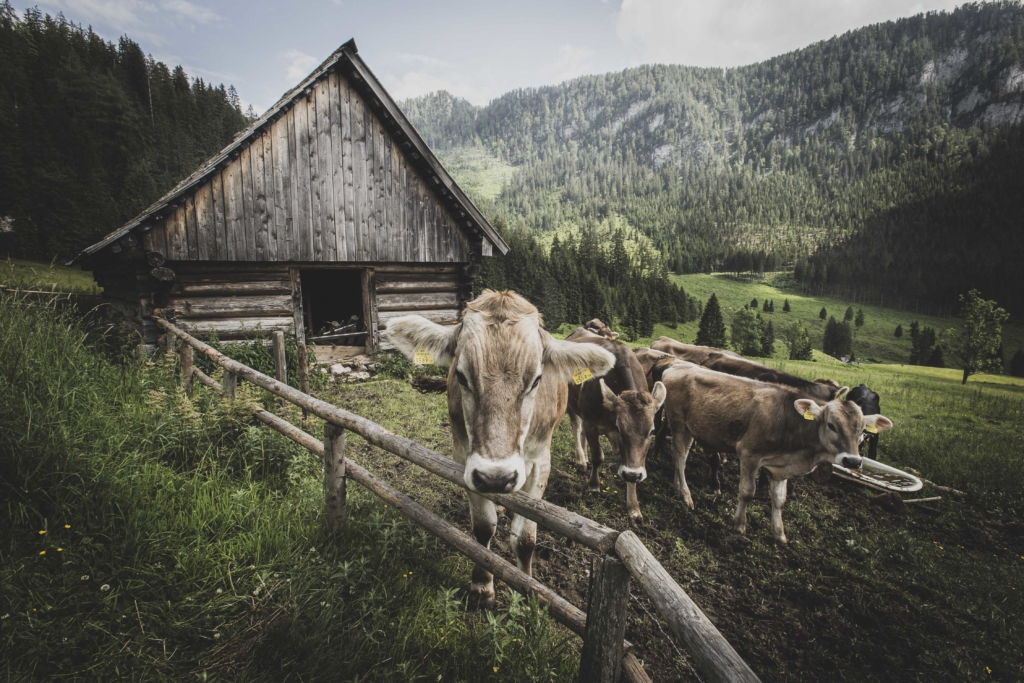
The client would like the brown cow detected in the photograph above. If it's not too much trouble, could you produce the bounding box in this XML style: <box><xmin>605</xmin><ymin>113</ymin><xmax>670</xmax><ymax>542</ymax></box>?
<box><xmin>566</xmin><ymin>329</ymin><xmax>666</xmax><ymax>521</ymax></box>
<box><xmin>652</xmin><ymin>338</ymin><xmax>839</xmax><ymax>401</ymax></box>
<box><xmin>584</xmin><ymin>318</ymin><xmax>619</xmax><ymax>340</ymax></box>
<box><xmin>661</xmin><ymin>363</ymin><xmax>893</xmax><ymax>542</ymax></box>
<box><xmin>386</xmin><ymin>290</ymin><xmax>616</xmax><ymax>607</ymax></box>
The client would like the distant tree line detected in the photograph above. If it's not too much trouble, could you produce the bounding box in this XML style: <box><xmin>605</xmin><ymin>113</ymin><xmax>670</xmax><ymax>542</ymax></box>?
<box><xmin>476</xmin><ymin>220</ymin><xmax>700</xmax><ymax>339</ymax></box>
<box><xmin>0</xmin><ymin>4</ymin><xmax>251</xmax><ymax>260</ymax></box>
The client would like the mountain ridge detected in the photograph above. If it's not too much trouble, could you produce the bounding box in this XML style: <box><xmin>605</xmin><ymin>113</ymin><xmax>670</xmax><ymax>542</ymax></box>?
<box><xmin>402</xmin><ymin>2</ymin><xmax>1024</xmax><ymax>313</ymax></box>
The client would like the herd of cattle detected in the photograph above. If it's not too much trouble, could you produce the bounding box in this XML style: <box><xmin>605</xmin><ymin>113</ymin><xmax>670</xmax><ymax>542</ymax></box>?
<box><xmin>388</xmin><ymin>290</ymin><xmax>891</xmax><ymax>606</ymax></box>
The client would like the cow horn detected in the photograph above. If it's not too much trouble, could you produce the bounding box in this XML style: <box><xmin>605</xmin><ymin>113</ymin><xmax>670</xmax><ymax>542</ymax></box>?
<box><xmin>837</xmin><ymin>386</ymin><xmax>851</xmax><ymax>401</ymax></box>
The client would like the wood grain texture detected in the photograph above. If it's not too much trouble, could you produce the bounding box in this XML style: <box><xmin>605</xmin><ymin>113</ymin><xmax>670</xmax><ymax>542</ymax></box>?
<box><xmin>184</xmin><ymin>194</ymin><xmax>199</xmax><ymax>260</ymax></box>
<box><xmin>273</xmin><ymin>113</ymin><xmax>293</xmax><ymax>261</ymax></box>
<box><xmin>212</xmin><ymin>171</ymin><xmax>227</xmax><ymax>260</ymax></box>
<box><xmin>194</xmin><ymin>182</ymin><xmax>214</xmax><ymax>260</ymax></box>
<box><xmin>329</xmin><ymin>72</ymin><xmax>347</xmax><ymax>260</ymax></box>
<box><xmin>253</xmin><ymin>131</ymin><xmax>270</xmax><ymax>261</ymax></box>
<box><xmin>224</xmin><ymin>158</ymin><xmax>244</xmax><ymax>260</ymax></box>
<box><xmin>323</xmin><ymin>422</ymin><xmax>347</xmax><ymax>532</ymax></box>
<box><xmin>615</xmin><ymin>531</ymin><xmax>761</xmax><ymax>683</ymax></box>
<box><xmin>316</xmin><ymin>77</ymin><xmax>337</xmax><ymax>261</ymax></box>
<box><xmin>294</xmin><ymin>96</ymin><xmax>312</xmax><ymax>261</ymax></box>
<box><xmin>171</xmin><ymin>294</ymin><xmax>292</xmax><ymax>318</ymax></box>
<box><xmin>579</xmin><ymin>556</ymin><xmax>631</xmax><ymax>683</ymax></box>
<box><xmin>239</xmin><ymin>146</ymin><xmax>256</xmax><ymax>261</ymax></box>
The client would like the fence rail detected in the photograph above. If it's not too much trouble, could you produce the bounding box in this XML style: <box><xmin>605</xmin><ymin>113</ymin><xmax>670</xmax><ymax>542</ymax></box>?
<box><xmin>156</xmin><ymin>316</ymin><xmax>760</xmax><ymax>683</ymax></box>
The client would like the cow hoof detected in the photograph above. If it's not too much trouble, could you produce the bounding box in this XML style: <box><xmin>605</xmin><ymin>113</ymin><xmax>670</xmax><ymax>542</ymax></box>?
<box><xmin>629</xmin><ymin>511</ymin><xmax>644</xmax><ymax>524</ymax></box>
<box><xmin>684</xmin><ymin>497</ymin><xmax>695</xmax><ymax>511</ymax></box>
<box><xmin>468</xmin><ymin>586</ymin><xmax>496</xmax><ymax>610</ymax></box>
<box><xmin>775</xmin><ymin>536</ymin><xmax>788</xmax><ymax>545</ymax></box>
<box><xmin>587</xmin><ymin>485</ymin><xmax>602</xmax><ymax>494</ymax></box>
<box><xmin>734</xmin><ymin>524</ymin><xmax>747</xmax><ymax>535</ymax></box>
<box><xmin>574</xmin><ymin>461</ymin><xmax>589</xmax><ymax>473</ymax></box>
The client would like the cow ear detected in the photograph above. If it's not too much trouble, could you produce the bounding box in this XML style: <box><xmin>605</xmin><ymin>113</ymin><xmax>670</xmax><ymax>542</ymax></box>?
<box><xmin>599</xmin><ymin>379</ymin><xmax>618</xmax><ymax>411</ymax></box>
<box><xmin>863</xmin><ymin>414</ymin><xmax>893</xmax><ymax>433</ymax></box>
<box><xmin>651</xmin><ymin>381</ymin><xmax>667</xmax><ymax>410</ymax></box>
<box><xmin>541</xmin><ymin>331</ymin><xmax>616</xmax><ymax>383</ymax></box>
<box><xmin>608</xmin><ymin>331</ymin><xmax>619</xmax><ymax>340</ymax></box>
<box><xmin>836</xmin><ymin>386</ymin><xmax>851</xmax><ymax>401</ymax></box>
<box><xmin>385</xmin><ymin>315</ymin><xmax>460</xmax><ymax>367</ymax></box>
<box><xmin>794</xmin><ymin>398</ymin><xmax>821</xmax><ymax>420</ymax></box>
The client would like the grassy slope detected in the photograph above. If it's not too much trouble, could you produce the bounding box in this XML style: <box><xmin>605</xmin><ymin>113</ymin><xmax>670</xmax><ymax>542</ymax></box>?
<box><xmin>1</xmin><ymin>257</ymin><xmax>99</xmax><ymax>294</ymax></box>
<box><xmin>643</xmin><ymin>272</ymin><xmax>1024</xmax><ymax>368</ymax></box>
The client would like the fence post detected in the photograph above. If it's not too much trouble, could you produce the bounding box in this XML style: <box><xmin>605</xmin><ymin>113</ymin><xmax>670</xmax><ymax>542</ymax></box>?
<box><xmin>324</xmin><ymin>422</ymin><xmax>347</xmax><ymax>533</ymax></box>
<box><xmin>298</xmin><ymin>342</ymin><xmax>310</xmax><ymax>419</ymax></box>
<box><xmin>180</xmin><ymin>343</ymin><xmax>194</xmax><ymax>397</ymax></box>
<box><xmin>579</xmin><ymin>555</ymin><xmax>631</xmax><ymax>683</ymax></box>
<box><xmin>272</xmin><ymin>331</ymin><xmax>288</xmax><ymax>384</ymax></box>
<box><xmin>223</xmin><ymin>370</ymin><xmax>238</xmax><ymax>400</ymax></box>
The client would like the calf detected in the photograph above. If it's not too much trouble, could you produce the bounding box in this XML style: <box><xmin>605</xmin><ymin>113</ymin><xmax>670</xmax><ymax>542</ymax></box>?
<box><xmin>584</xmin><ymin>318</ymin><xmax>619</xmax><ymax>340</ymax></box>
<box><xmin>660</xmin><ymin>363</ymin><xmax>892</xmax><ymax>542</ymax></box>
<box><xmin>386</xmin><ymin>290</ymin><xmax>615</xmax><ymax>607</ymax></box>
<box><xmin>653</xmin><ymin>339</ymin><xmax>839</xmax><ymax>401</ymax></box>
<box><xmin>566</xmin><ymin>329</ymin><xmax>666</xmax><ymax>521</ymax></box>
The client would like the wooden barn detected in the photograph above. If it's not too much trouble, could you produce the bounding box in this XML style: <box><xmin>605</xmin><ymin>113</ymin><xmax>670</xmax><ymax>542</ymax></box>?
<box><xmin>72</xmin><ymin>39</ymin><xmax>508</xmax><ymax>356</ymax></box>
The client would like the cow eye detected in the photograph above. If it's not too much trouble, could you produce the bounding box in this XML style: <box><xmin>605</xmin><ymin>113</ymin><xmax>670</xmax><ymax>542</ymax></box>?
<box><xmin>827</xmin><ymin>423</ymin><xmax>838</xmax><ymax>433</ymax></box>
<box><xmin>456</xmin><ymin>370</ymin><xmax>470</xmax><ymax>390</ymax></box>
<box><xmin>649</xmin><ymin>428</ymin><xmax>657</xmax><ymax>437</ymax></box>
<box><xmin>529</xmin><ymin>374</ymin><xmax>543</xmax><ymax>392</ymax></box>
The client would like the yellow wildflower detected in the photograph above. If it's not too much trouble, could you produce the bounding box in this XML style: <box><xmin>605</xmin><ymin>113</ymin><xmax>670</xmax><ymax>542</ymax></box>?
<box><xmin>39</xmin><ymin>550</ymin><xmax>46</xmax><ymax>556</ymax></box>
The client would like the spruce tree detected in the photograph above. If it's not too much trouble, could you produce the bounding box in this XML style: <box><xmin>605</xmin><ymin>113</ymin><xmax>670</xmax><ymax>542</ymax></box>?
<box><xmin>783</xmin><ymin>299</ymin><xmax>791</xmax><ymax>313</ymax></box>
<box><xmin>894</xmin><ymin>324</ymin><xmax>903</xmax><ymax>338</ymax></box>
<box><xmin>844</xmin><ymin>306</ymin><xmax>855</xmax><ymax>322</ymax></box>
<box><xmin>855</xmin><ymin>308</ymin><xmax>865</xmax><ymax>327</ymax></box>
<box><xmin>731</xmin><ymin>308</ymin><xmax>762</xmax><ymax>356</ymax></box>
<box><xmin>695</xmin><ymin>293</ymin><xmax>727</xmax><ymax>348</ymax></box>
<box><xmin>761</xmin><ymin>319</ymin><xmax>775</xmax><ymax>357</ymax></box>
<box><xmin>751</xmin><ymin>298</ymin><xmax>759</xmax><ymax>310</ymax></box>
<box><xmin>762</xmin><ymin>299</ymin><xmax>770</xmax><ymax>312</ymax></box>
<box><xmin>819</xmin><ymin>307</ymin><xmax>828</xmax><ymax>320</ymax></box>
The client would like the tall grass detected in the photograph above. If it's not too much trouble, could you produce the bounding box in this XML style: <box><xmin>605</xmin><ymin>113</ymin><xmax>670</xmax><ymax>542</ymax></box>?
<box><xmin>0</xmin><ymin>294</ymin><xmax>578</xmax><ymax>681</ymax></box>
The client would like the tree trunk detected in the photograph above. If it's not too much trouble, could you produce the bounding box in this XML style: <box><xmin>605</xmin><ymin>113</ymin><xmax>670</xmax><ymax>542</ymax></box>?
<box><xmin>962</xmin><ymin>367</ymin><xmax>969</xmax><ymax>384</ymax></box>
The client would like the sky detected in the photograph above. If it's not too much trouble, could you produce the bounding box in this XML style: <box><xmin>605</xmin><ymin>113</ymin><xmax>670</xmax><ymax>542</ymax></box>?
<box><xmin>29</xmin><ymin>0</ymin><xmax>964</xmax><ymax>113</ymax></box>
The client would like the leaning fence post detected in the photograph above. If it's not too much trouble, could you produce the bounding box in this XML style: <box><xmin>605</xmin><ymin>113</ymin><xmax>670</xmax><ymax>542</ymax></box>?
<box><xmin>323</xmin><ymin>422</ymin><xmax>347</xmax><ymax>532</ymax></box>
<box><xmin>273</xmin><ymin>331</ymin><xmax>288</xmax><ymax>408</ymax></box>
<box><xmin>180</xmin><ymin>343</ymin><xmax>194</xmax><ymax>396</ymax></box>
<box><xmin>223</xmin><ymin>370</ymin><xmax>238</xmax><ymax>400</ymax></box>
<box><xmin>298</xmin><ymin>341</ymin><xmax>310</xmax><ymax>419</ymax></box>
<box><xmin>579</xmin><ymin>555</ymin><xmax>631</xmax><ymax>683</ymax></box>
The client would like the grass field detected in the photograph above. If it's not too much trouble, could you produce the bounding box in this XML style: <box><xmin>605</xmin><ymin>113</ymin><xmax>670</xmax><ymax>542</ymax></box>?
<box><xmin>3</xmin><ymin>264</ymin><xmax>1024</xmax><ymax>681</ymax></box>
<box><xmin>660</xmin><ymin>272</ymin><xmax>1024</xmax><ymax>367</ymax></box>
<box><xmin>0</xmin><ymin>257</ymin><xmax>99</xmax><ymax>295</ymax></box>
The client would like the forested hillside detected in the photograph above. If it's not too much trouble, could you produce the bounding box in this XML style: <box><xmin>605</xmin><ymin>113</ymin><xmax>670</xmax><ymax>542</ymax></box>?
<box><xmin>403</xmin><ymin>2</ymin><xmax>1024</xmax><ymax>313</ymax></box>
<box><xmin>0</xmin><ymin>4</ymin><xmax>250</xmax><ymax>259</ymax></box>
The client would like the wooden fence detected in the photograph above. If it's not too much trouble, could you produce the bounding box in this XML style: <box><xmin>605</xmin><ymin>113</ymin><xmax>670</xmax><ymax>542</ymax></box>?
<box><xmin>156</xmin><ymin>316</ymin><xmax>761</xmax><ymax>683</ymax></box>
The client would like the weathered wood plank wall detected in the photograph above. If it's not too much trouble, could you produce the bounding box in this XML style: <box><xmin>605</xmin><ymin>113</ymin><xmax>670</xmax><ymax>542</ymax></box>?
<box><xmin>141</xmin><ymin>72</ymin><xmax>472</xmax><ymax>264</ymax></box>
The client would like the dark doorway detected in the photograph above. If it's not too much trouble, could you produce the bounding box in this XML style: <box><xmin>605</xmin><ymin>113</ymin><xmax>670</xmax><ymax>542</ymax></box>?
<box><xmin>300</xmin><ymin>269</ymin><xmax>368</xmax><ymax>346</ymax></box>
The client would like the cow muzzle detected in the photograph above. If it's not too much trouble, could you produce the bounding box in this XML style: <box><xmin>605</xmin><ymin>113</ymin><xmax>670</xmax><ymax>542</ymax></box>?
<box><xmin>464</xmin><ymin>453</ymin><xmax>525</xmax><ymax>493</ymax></box>
<box><xmin>618</xmin><ymin>465</ymin><xmax>648</xmax><ymax>483</ymax></box>
<box><xmin>840</xmin><ymin>454</ymin><xmax>864</xmax><ymax>470</ymax></box>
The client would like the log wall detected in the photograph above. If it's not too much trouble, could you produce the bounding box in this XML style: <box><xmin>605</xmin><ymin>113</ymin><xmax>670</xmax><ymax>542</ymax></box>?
<box><xmin>92</xmin><ymin>260</ymin><xmax>160</xmax><ymax>345</ymax></box>
<box><xmin>139</xmin><ymin>69</ymin><xmax>473</xmax><ymax>265</ymax></box>
<box><xmin>373</xmin><ymin>266</ymin><xmax>465</xmax><ymax>350</ymax></box>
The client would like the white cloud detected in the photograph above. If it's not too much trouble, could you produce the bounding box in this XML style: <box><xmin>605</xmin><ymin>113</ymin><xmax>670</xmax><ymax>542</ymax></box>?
<box><xmin>395</xmin><ymin>52</ymin><xmax>453</xmax><ymax>69</ymax></box>
<box><xmin>383</xmin><ymin>69</ymin><xmax>495</xmax><ymax>105</ymax></box>
<box><xmin>616</xmin><ymin>0</ymin><xmax>963</xmax><ymax>68</ymax></box>
<box><xmin>283</xmin><ymin>49</ymin><xmax>319</xmax><ymax>84</ymax></box>
<box><xmin>160</xmin><ymin>0</ymin><xmax>222</xmax><ymax>24</ymax></box>
<box><xmin>539</xmin><ymin>45</ymin><xmax>597</xmax><ymax>85</ymax></box>
<box><xmin>36</xmin><ymin>0</ymin><xmax>157</xmax><ymax>33</ymax></box>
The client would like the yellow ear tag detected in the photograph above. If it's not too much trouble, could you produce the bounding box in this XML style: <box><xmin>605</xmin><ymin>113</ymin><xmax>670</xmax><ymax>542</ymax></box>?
<box><xmin>803</xmin><ymin>409</ymin><xmax>815</xmax><ymax>421</ymax></box>
<box><xmin>572</xmin><ymin>368</ymin><xmax>594</xmax><ymax>385</ymax></box>
<box><xmin>865</xmin><ymin>424</ymin><xmax>878</xmax><ymax>434</ymax></box>
<box><xmin>413</xmin><ymin>349</ymin><xmax>434</xmax><ymax>366</ymax></box>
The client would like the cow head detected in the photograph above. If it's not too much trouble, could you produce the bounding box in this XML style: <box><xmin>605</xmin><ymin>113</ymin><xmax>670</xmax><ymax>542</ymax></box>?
<box><xmin>584</xmin><ymin>318</ymin><xmax>619</xmax><ymax>340</ymax></box>
<box><xmin>600</xmin><ymin>379</ymin><xmax>667</xmax><ymax>483</ymax></box>
<box><xmin>794</xmin><ymin>387</ymin><xmax>892</xmax><ymax>470</ymax></box>
<box><xmin>387</xmin><ymin>290</ymin><xmax>615</xmax><ymax>494</ymax></box>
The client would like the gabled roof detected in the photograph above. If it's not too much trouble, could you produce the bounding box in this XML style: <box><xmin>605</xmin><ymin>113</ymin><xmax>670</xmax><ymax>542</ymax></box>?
<box><xmin>72</xmin><ymin>38</ymin><xmax>508</xmax><ymax>264</ymax></box>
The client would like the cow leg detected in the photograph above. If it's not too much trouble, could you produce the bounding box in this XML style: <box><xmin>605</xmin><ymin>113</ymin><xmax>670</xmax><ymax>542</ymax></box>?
<box><xmin>709</xmin><ymin>453</ymin><xmax>725</xmax><ymax>495</ymax></box>
<box><xmin>654</xmin><ymin>408</ymin><xmax>670</xmax><ymax>456</ymax></box>
<box><xmin>569</xmin><ymin>411</ymin><xmax>588</xmax><ymax>472</ymax></box>
<box><xmin>769</xmin><ymin>475</ymin><xmax>789</xmax><ymax>544</ymax></box>
<box><xmin>467</xmin><ymin>492</ymin><xmax>498</xmax><ymax>608</ymax></box>
<box><xmin>733</xmin><ymin>458</ymin><xmax>758</xmax><ymax>535</ymax></box>
<box><xmin>509</xmin><ymin>449</ymin><xmax>550</xmax><ymax>577</ymax></box>
<box><xmin>671</xmin><ymin>426</ymin><xmax>695</xmax><ymax>509</ymax></box>
<box><xmin>585</xmin><ymin>425</ymin><xmax>604</xmax><ymax>493</ymax></box>
<box><xmin>625</xmin><ymin>482</ymin><xmax>643</xmax><ymax>523</ymax></box>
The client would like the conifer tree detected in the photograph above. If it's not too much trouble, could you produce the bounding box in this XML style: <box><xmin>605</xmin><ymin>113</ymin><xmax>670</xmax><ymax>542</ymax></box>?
<box><xmin>786</xmin><ymin>323</ymin><xmax>813</xmax><ymax>360</ymax></box>
<box><xmin>894</xmin><ymin>324</ymin><xmax>903</xmax><ymax>338</ymax></box>
<box><xmin>855</xmin><ymin>308</ymin><xmax>865</xmax><ymax>327</ymax></box>
<box><xmin>695</xmin><ymin>294</ymin><xmax>727</xmax><ymax>348</ymax></box>
<box><xmin>783</xmin><ymin>299</ymin><xmax>791</xmax><ymax>313</ymax></box>
<box><xmin>819</xmin><ymin>307</ymin><xmax>828</xmax><ymax>320</ymax></box>
<box><xmin>751</xmin><ymin>298</ymin><xmax>759</xmax><ymax>310</ymax></box>
<box><xmin>761</xmin><ymin>319</ymin><xmax>775</xmax><ymax>357</ymax></box>
<box><xmin>844</xmin><ymin>306</ymin><xmax>855</xmax><ymax>322</ymax></box>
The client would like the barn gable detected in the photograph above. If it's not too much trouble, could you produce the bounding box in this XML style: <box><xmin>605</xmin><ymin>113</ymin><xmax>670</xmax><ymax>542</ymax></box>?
<box><xmin>73</xmin><ymin>39</ymin><xmax>507</xmax><ymax>266</ymax></box>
